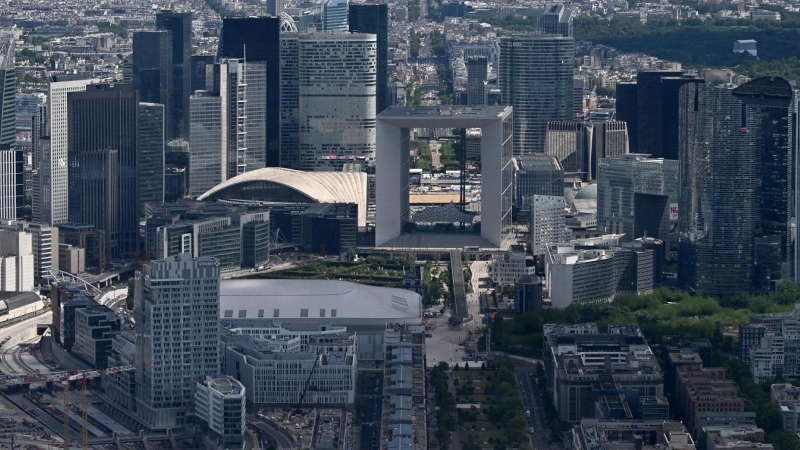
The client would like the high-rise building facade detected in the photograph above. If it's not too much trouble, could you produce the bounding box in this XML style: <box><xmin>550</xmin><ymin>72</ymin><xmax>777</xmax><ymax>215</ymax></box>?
<box><xmin>678</xmin><ymin>78</ymin><xmax>793</xmax><ymax>294</ymax></box>
<box><xmin>660</xmin><ymin>75</ymin><xmax>704</xmax><ymax>160</ymax></box>
<box><xmin>134</xmin><ymin>254</ymin><xmax>220</xmax><ymax>430</ymax></box>
<box><xmin>217</xmin><ymin>59</ymin><xmax>268</xmax><ymax>178</ymax></box>
<box><xmin>137</xmin><ymin>103</ymin><xmax>165</xmax><ymax>212</ymax></box>
<box><xmin>544</xmin><ymin>121</ymin><xmax>591</xmax><ymax>176</ymax></box>
<box><xmin>220</xmin><ymin>17</ymin><xmax>281</xmax><ymax>167</ymax></box>
<box><xmin>499</xmin><ymin>34</ymin><xmax>574</xmax><ymax>155</ymax></box>
<box><xmin>597</xmin><ymin>153</ymin><xmax>679</xmax><ymax>240</ymax></box>
<box><xmin>156</xmin><ymin>10</ymin><xmax>192</xmax><ymax>140</ymax></box>
<box><xmin>37</xmin><ymin>76</ymin><xmax>101</xmax><ymax>226</ymax></box>
<box><xmin>537</xmin><ymin>4</ymin><xmax>573</xmax><ymax>37</ymax></box>
<box><xmin>516</xmin><ymin>154</ymin><xmax>564</xmax><ymax>212</ymax></box>
<box><xmin>466</xmin><ymin>56</ymin><xmax>488</xmax><ymax>106</ymax></box>
<box><xmin>531</xmin><ymin>195</ymin><xmax>569</xmax><ymax>255</ymax></box>
<box><xmin>297</xmin><ymin>33</ymin><xmax>377</xmax><ymax>171</ymax></box>
<box><xmin>349</xmin><ymin>4</ymin><xmax>388</xmax><ymax>114</ymax></box>
<box><xmin>0</xmin><ymin>37</ymin><xmax>22</xmax><ymax>221</ymax></box>
<box><xmin>67</xmin><ymin>83</ymin><xmax>138</xmax><ymax>261</ymax></box>
<box><xmin>279</xmin><ymin>33</ymin><xmax>300</xmax><ymax>169</ymax></box>
<box><xmin>189</xmin><ymin>91</ymin><xmax>223</xmax><ymax>197</ymax></box>
<box><xmin>323</xmin><ymin>0</ymin><xmax>349</xmax><ymax>31</ymax></box>
<box><xmin>132</xmin><ymin>31</ymin><xmax>172</xmax><ymax>136</ymax></box>
<box><xmin>615</xmin><ymin>82</ymin><xmax>638</xmax><ymax>153</ymax></box>
<box><xmin>636</xmin><ymin>70</ymin><xmax>681</xmax><ymax>158</ymax></box>
<box><xmin>590</xmin><ymin>120</ymin><xmax>629</xmax><ymax>180</ymax></box>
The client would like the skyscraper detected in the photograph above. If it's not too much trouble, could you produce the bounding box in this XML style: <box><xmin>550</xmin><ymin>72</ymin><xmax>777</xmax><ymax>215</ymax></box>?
<box><xmin>323</xmin><ymin>0</ymin><xmax>349</xmax><ymax>31</ymax></box>
<box><xmin>349</xmin><ymin>3</ymin><xmax>388</xmax><ymax>113</ymax></box>
<box><xmin>132</xmin><ymin>31</ymin><xmax>173</xmax><ymax>137</ymax></box>
<box><xmin>544</xmin><ymin>121</ymin><xmax>592</xmax><ymax>176</ymax></box>
<box><xmin>189</xmin><ymin>91</ymin><xmax>223</xmax><ymax>197</ymax></box>
<box><xmin>660</xmin><ymin>75</ymin><xmax>704</xmax><ymax>160</ymax></box>
<box><xmin>499</xmin><ymin>34</ymin><xmax>574</xmax><ymax>155</ymax></box>
<box><xmin>67</xmin><ymin>83</ymin><xmax>138</xmax><ymax>260</ymax></box>
<box><xmin>137</xmin><ymin>103</ymin><xmax>165</xmax><ymax>212</ymax></box>
<box><xmin>678</xmin><ymin>78</ymin><xmax>793</xmax><ymax>294</ymax></box>
<box><xmin>134</xmin><ymin>254</ymin><xmax>220</xmax><ymax>430</ymax></box>
<box><xmin>297</xmin><ymin>32</ymin><xmax>377</xmax><ymax>171</ymax></box>
<box><xmin>636</xmin><ymin>70</ymin><xmax>682</xmax><ymax>159</ymax></box>
<box><xmin>37</xmin><ymin>76</ymin><xmax>101</xmax><ymax>226</ymax></box>
<box><xmin>537</xmin><ymin>4</ymin><xmax>573</xmax><ymax>37</ymax></box>
<box><xmin>615</xmin><ymin>82</ymin><xmax>638</xmax><ymax>153</ymax></box>
<box><xmin>266</xmin><ymin>0</ymin><xmax>283</xmax><ymax>16</ymax></box>
<box><xmin>156</xmin><ymin>10</ymin><xmax>192</xmax><ymax>140</ymax></box>
<box><xmin>220</xmin><ymin>17</ymin><xmax>281</xmax><ymax>167</ymax></box>
<box><xmin>590</xmin><ymin>120</ymin><xmax>629</xmax><ymax>180</ymax></box>
<box><xmin>279</xmin><ymin>33</ymin><xmax>300</xmax><ymax>169</ymax></box>
<box><xmin>0</xmin><ymin>36</ymin><xmax>22</xmax><ymax>220</ymax></box>
<box><xmin>216</xmin><ymin>58</ymin><xmax>267</xmax><ymax>178</ymax></box>
<box><xmin>466</xmin><ymin>56</ymin><xmax>488</xmax><ymax>106</ymax></box>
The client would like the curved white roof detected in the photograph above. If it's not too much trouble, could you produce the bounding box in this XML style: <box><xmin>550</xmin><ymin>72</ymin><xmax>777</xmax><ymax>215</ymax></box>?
<box><xmin>220</xmin><ymin>279</ymin><xmax>422</xmax><ymax>322</ymax></box>
<box><xmin>198</xmin><ymin>168</ymin><xmax>367</xmax><ymax>226</ymax></box>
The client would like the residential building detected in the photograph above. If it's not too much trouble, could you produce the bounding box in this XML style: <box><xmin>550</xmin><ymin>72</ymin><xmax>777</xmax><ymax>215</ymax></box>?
<box><xmin>195</xmin><ymin>376</ymin><xmax>246</xmax><ymax>448</ymax></box>
<box><xmin>771</xmin><ymin>383</ymin><xmax>800</xmax><ymax>433</ymax></box>
<box><xmin>297</xmin><ymin>33</ymin><xmax>377</xmax><ymax>171</ymax></box>
<box><xmin>597</xmin><ymin>154</ymin><xmax>679</xmax><ymax>243</ymax></box>
<box><xmin>531</xmin><ymin>195</ymin><xmax>569</xmax><ymax>255</ymax></box>
<box><xmin>705</xmin><ymin>427</ymin><xmax>772</xmax><ymax>450</ymax></box>
<box><xmin>543</xmin><ymin>324</ymin><xmax>663</xmax><ymax>423</ymax></box>
<box><xmin>72</xmin><ymin>303</ymin><xmax>120</xmax><ymax>368</ymax></box>
<box><xmin>0</xmin><ymin>229</ymin><xmax>34</xmax><ymax>291</ymax></box>
<box><xmin>739</xmin><ymin>306</ymin><xmax>800</xmax><ymax>382</ymax></box>
<box><xmin>490</xmin><ymin>245</ymin><xmax>534</xmax><ymax>286</ymax></box>
<box><xmin>675</xmin><ymin>366</ymin><xmax>750</xmax><ymax>433</ymax></box>
<box><xmin>67</xmin><ymin>83</ymin><xmax>138</xmax><ymax>261</ymax></box>
<box><xmin>679</xmin><ymin>78</ymin><xmax>793</xmax><ymax>294</ymax></box>
<box><xmin>499</xmin><ymin>34</ymin><xmax>574</xmax><ymax>155</ymax></box>
<box><xmin>573</xmin><ymin>419</ymin><xmax>694</xmax><ymax>450</ymax></box>
<box><xmin>349</xmin><ymin>4</ymin><xmax>388</xmax><ymax>113</ymax></box>
<box><xmin>134</xmin><ymin>254</ymin><xmax>220</xmax><ymax>430</ymax></box>
<box><xmin>381</xmin><ymin>324</ymin><xmax>427</xmax><ymax>449</ymax></box>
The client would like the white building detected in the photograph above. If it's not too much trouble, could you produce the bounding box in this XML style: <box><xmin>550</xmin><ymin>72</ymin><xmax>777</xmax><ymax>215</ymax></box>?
<box><xmin>297</xmin><ymin>33</ymin><xmax>376</xmax><ymax>171</ymax></box>
<box><xmin>134</xmin><ymin>254</ymin><xmax>220</xmax><ymax>430</ymax></box>
<box><xmin>0</xmin><ymin>229</ymin><xmax>34</xmax><ymax>291</ymax></box>
<box><xmin>0</xmin><ymin>221</ymin><xmax>56</xmax><ymax>285</ymax></box>
<box><xmin>219</xmin><ymin>279</ymin><xmax>422</xmax><ymax>361</ymax></box>
<box><xmin>195</xmin><ymin>376</ymin><xmax>246</xmax><ymax>449</ymax></box>
<box><xmin>490</xmin><ymin>245</ymin><xmax>535</xmax><ymax>287</ymax></box>
<box><xmin>35</xmin><ymin>77</ymin><xmax>100</xmax><ymax>225</ymax></box>
<box><xmin>225</xmin><ymin>333</ymin><xmax>357</xmax><ymax>405</ymax></box>
<box><xmin>531</xmin><ymin>195</ymin><xmax>570</xmax><ymax>255</ymax></box>
<box><xmin>750</xmin><ymin>334</ymin><xmax>785</xmax><ymax>383</ymax></box>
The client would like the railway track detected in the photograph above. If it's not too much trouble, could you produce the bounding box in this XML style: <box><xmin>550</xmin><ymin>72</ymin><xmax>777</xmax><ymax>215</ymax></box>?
<box><xmin>12</xmin><ymin>345</ymin><xmax>36</xmax><ymax>374</ymax></box>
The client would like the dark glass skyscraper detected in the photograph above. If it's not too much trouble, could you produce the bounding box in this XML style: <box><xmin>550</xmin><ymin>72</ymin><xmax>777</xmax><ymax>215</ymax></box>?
<box><xmin>67</xmin><ymin>84</ymin><xmax>138</xmax><ymax>261</ymax></box>
<box><xmin>132</xmin><ymin>31</ymin><xmax>172</xmax><ymax>135</ymax></box>
<box><xmin>636</xmin><ymin>70</ymin><xmax>681</xmax><ymax>158</ymax></box>
<box><xmin>678</xmin><ymin>78</ymin><xmax>793</xmax><ymax>295</ymax></box>
<box><xmin>349</xmin><ymin>4</ymin><xmax>388</xmax><ymax>114</ymax></box>
<box><xmin>156</xmin><ymin>10</ymin><xmax>192</xmax><ymax>140</ymax></box>
<box><xmin>137</xmin><ymin>103</ymin><xmax>165</xmax><ymax>213</ymax></box>
<box><xmin>660</xmin><ymin>75</ymin><xmax>704</xmax><ymax>160</ymax></box>
<box><xmin>220</xmin><ymin>17</ymin><xmax>281</xmax><ymax>167</ymax></box>
<box><xmin>615</xmin><ymin>82</ymin><xmax>638</xmax><ymax>154</ymax></box>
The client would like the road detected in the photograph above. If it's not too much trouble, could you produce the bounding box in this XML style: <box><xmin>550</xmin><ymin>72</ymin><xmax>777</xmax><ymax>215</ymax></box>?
<box><xmin>249</xmin><ymin>416</ymin><xmax>294</xmax><ymax>449</ymax></box>
<box><xmin>516</xmin><ymin>367</ymin><xmax>552</xmax><ymax>450</ymax></box>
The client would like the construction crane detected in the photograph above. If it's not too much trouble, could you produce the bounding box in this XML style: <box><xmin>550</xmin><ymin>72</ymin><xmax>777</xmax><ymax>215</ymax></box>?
<box><xmin>0</xmin><ymin>365</ymin><xmax>135</xmax><ymax>450</ymax></box>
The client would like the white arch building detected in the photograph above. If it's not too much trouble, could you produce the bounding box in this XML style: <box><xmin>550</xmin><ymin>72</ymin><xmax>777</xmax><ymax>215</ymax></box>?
<box><xmin>376</xmin><ymin>106</ymin><xmax>514</xmax><ymax>248</ymax></box>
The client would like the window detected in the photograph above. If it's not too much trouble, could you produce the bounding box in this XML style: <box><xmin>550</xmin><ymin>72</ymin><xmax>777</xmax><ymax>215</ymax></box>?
<box><xmin>300</xmin><ymin>309</ymin><xmax>309</xmax><ymax>318</ymax></box>
<box><xmin>258</xmin><ymin>309</ymin><xmax>264</xmax><ymax>318</ymax></box>
<box><xmin>224</xmin><ymin>310</ymin><xmax>233</xmax><ymax>318</ymax></box>
<box><xmin>273</xmin><ymin>309</ymin><xmax>280</xmax><ymax>318</ymax></box>
<box><xmin>331</xmin><ymin>309</ymin><xmax>337</xmax><ymax>317</ymax></box>
<box><xmin>238</xmin><ymin>310</ymin><xmax>247</xmax><ymax>318</ymax></box>
<box><xmin>320</xmin><ymin>309</ymin><xmax>326</xmax><ymax>318</ymax></box>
